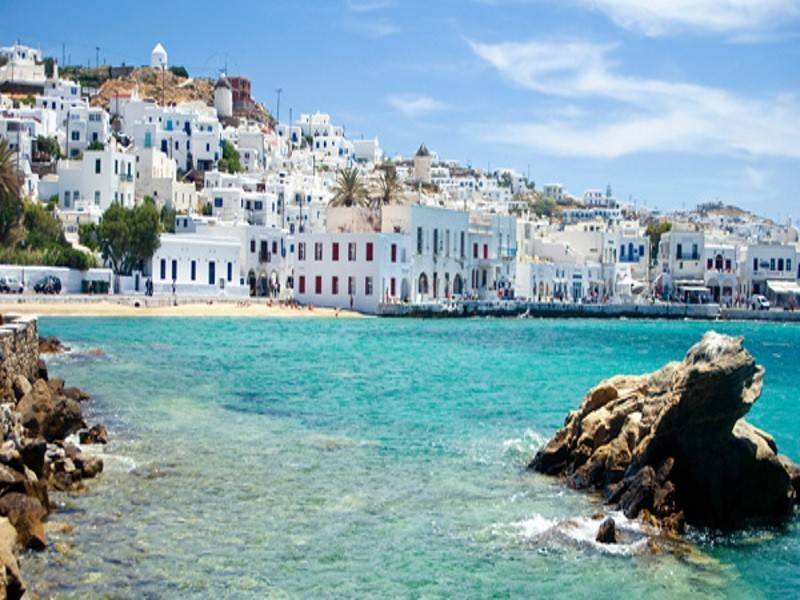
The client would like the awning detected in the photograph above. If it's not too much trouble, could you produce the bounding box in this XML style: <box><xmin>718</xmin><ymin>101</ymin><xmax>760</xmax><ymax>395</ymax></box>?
<box><xmin>677</xmin><ymin>285</ymin><xmax>709</xmax><ymax>293</ymax></box>
<box><xmin>767</xmin><ymin>280</ymin><xmax>800</xmax><ymax>295</ymax></box>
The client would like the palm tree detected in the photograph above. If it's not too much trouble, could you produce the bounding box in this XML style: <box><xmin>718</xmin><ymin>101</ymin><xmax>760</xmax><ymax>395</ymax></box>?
<box><xmin>330</xmin><ymin>166</ymin><xmax>368</xmax><ymax>208</ymax></box>
<box><xmin>0</xmin><ymin>139</ymin><xmax>22</xmax><ymax>198</ymax></box>
<box><xmin>372</xmin><ymin>165</ymin><xmax>403</xmax><ymax>209</ymax></box>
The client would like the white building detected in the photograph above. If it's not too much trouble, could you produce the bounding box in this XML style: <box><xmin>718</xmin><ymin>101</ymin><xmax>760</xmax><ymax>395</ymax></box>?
<box><xmin>150</xmin><ymin>234</ymin><xmax>246</xmax><ymax>296</ymax></box>
<box><xmin>150</xmin><ymin>43</ymin><xmax>168</xmax><ymax>70</ymax></box>
<box><xmin>135</xmin><ymin>147</ymin><xmax>197</xmax><ymax>211</ymax></box>
<box><xmin>0</xmin><ymin>43</ymin><xmax>45</xmax><ymax>90</ymax></box>
<box><xmin>56</xmin><ymin>144</ymin><xmax>136</xmax><ymax>213</ymax></box>
<box><xmin>739</xmin><ymin>243</ymin><xmax>799</xmax><ymax>306</ymax></box>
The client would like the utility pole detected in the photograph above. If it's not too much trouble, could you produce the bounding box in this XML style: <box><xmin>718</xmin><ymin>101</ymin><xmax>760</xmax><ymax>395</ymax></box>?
<box><xmin>62</xmin><ymin>43</ymin><xmax>65</xmax><ymax>67</ymax></box>
<box><xmin>161</xmin><ymin>66</ymin><xmax>165</xmax><ymax>106</ymax></box>
<box><xmin>275</xmin><ymin>88</ymin><xmax>283</xmax><ymax>124</ymax></box>
<box><xmin>95</xmin><ymin>46</ymin><xmax>99</xmax><ymax>69</ymax></box>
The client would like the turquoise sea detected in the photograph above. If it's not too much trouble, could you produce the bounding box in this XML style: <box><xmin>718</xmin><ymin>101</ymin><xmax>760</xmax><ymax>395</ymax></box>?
<box><xmin>22</xmin><ymin>317</ymin><xmax>800</xmax><ymax>598</ymax></box>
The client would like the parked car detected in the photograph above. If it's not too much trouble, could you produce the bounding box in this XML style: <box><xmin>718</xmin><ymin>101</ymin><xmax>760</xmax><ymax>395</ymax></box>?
<box><xmin>33</xmin><ymin>275</ymin><xmax>62</xmax><ymax>295</ymax></box>
<box><xmin>751</xmin><ymin>294</ymin><xmax>771</xmax><ymax>310</ymax></box>
<box><xmin>0</xmin><ymin>276</ymin><xmax>23</xmax><ymax>294</ymax></box>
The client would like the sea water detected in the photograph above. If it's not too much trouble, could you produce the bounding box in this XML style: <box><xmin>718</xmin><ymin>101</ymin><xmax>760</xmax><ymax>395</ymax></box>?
<box><xmin>21</xmin><ymin>318</ymin><xmax>800</xmax><ymax>598</ymax></box>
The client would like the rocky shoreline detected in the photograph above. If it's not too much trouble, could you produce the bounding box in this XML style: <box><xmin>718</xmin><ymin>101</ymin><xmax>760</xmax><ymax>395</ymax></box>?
<box><xmin>0</xmin><ymin>316</ymin><xmax>106</xmax><ymax>598</ymax></box>
<box><xmin>531</xmin><ymin>331</ymin><xmax>800</xmax><ymax>542</ymax></box>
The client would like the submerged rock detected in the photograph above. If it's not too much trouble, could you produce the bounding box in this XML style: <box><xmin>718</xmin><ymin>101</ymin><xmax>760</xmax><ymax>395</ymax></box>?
<box><xmin>38</xmin><ymin>336</ymin><xmax>67</xmax><ymax>355</ymax></box>
<box><xmin>596</xmin><ymin>517</ymin><xmax>617</xmax><ymax>544</ymax></box>
<box><xmin>530</xmin><ymin>332</ymin><xmax>799</xmax><ymax>531</ymax></box>
<box><xmin>79</xmin><ymin>424</ymin><xmax>108</xmax><ymax>445</ymax></box>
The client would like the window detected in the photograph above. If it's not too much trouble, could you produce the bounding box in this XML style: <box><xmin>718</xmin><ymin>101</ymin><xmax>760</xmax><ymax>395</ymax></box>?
<box><xmin>114</xmin><ymin>160</ymin><xmax>119</xmax><ymax>175</ymax></box>
<box><xmin>366</xmin><ymin>242</ymin><xmax>374</xmax><ymax>262</ymax></box>
<box><xmin>348</xmin><ymin>276</ymin><xmax>355</xmax><ymax>295</ymax></box>
<box><xmin>332</xmin><ymin>242</ymin><xmax>339</xmax><ymax>261</ymax></box>
<box><xmin>299</xmin><ymin>276</ymin><xmax>306</xmax><ymax>294</ymax></box>
<box><xmin>298</xmin><ymin>242</ymin><xmax>306</xmax><ymax>261</ymax></box>
<box><xmin>272</xmin><ymin>241</ymin><xmax>278</xmax><ymax>254</ymax></box>
<box><xmin>707</xmin><ymin>258</ymin><xmax>713</xmax><ymax>270</ymax></box>
<box><xmin>753</xmin><ymin>258</ymin><xmax>758</xmax><ymax>271</ymax></box>
<box><xmin>417</xmin><ymin>227</ymin><xmax>423</xmax><ymax>254</ymax></box>
<box><xmin>94</xmin><ymin>191</ymin><xmax>100</xmax><ymax>205</ymax></box>
<box><xmin>214</xmin><ymin>197</ymin><xmax>223</xmax><ymax>208</ymax></box>
<box><xmin>314</xmin><ymin>242</ymin><xmax>323</xmax><ymax>261</ymax></box>
<box><xmin>332</xmin><ymin>276</ymin><xmax>339</xmax><ymax>295</ymax></box>
<box><xmin>365</xmin><ymin>276</ymin><xmax>373</xmax><ymax>296</ymax></box>
<box><xmin>483</xmin><ymin>244</ymin><xmax>488</xmax><ymax>259</ymax></box>
<box><xmin>171</xmin><ymin>259</ymin><xmax>177</xmax><ymax>280</ymax></box>
<box><xmin>473</xmin><ymin>243</ymin><xmax>478</xmax><ymax>259</ymax></box>
<box><xmin>433</xmin><ymin>229</ymin><xmax>439</xmax><ymax>255</ymax></box>
<box><xmin>778</xmin><ymin>258</ymin><xmax>785</xmax><ymax>271</ymax></box>
<box><xmin>639</xmin><ymin>245</ymin><xmax>645</xmax><ymax>258</ymax></box>
<box><xmin>71</xmin><ymin>130</ymin><xmax>79</xmax><ymax>141</ymax></box>
<box><xmin>227</xmin><ymin>262</ymin><xmax>233</xmax><ymax>282</ymax></box>
<box><xmin>460</xmin><ymin>231</ymin><xmax>465</xmax><ymax>258</ymax></box>
<box><xmin>787</xmin><ymin>259</ymin><xmax>793</xmax><ymax>272</ymax></box>
<box><xmin>95</xmin><ymin>158</ymin><xmax>101</xmax><ymax>174</ymax></box>
<box><xmin>390</xmin><ymin>278</ymin><xmax>396</xmax><ymax>296</ymax></box>
<box><xmin>348</xmin><ymin>242</ymin><xmax>356</xmax><ymax>261</ymax></box>
<box><xmin>160</xmin><ymin>259</ymin><xmax>166</xmax><ymax>280</ymax></box>
<box><xmin>770</xmin><ymin>258</ymin><xmax>776</xmax><ymax>271</ymax></box>
<box><xmin>391</xmin><ymin>244</ymin><xmax>397</xmax><ymax>263</ymax></box>
<box><xmin>191</xmin><ymin>260</ymin><xmax>196</xmax><ymax>281</ymax></box>
<box><xmin>208</xmin><ymin>262</ymin><xmax>216</xmax><ymax>285</ymax></box>
<box><xmin>64</xmin><ymin>191</ymin><xmax>71</xmax><ymax>207</ymax></box>
<box><xmin>254</xmin><ymin>201</ymin><xmax>263</xmax><ymax>210</ymax></box>
<box><xmin>250</xmin><ymin>239</ymin><xmax>256</xmax><ymax>253</ymax></box>
<box><xmin>315</xmin><ymin>276</ymin><xmax>322</xmax><ymax>294</ymax></box>
<box><xmin>725</xmin><ymin>259</ymin><xmax>732</xmax><ymax>271</ymax></box>
<box><xmin>676</xmin><ymin>243</ymin><xmax>683</xmax><ymax>259</ymax></box>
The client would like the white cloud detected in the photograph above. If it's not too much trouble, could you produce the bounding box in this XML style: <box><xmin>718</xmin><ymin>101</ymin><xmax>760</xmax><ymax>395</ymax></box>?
<box><xmin>347</xmin><ymin>0</ymin><xmax>394</xmax><ymax>12</ymax></box>
<box><xmin>744</xmin><ymin>166</ymin><xmax>769</xmax><ymax>188</ymax></box>
<box><xmin>470</xmin><ymin>39</ymin><xmax>800</xmax><ymax>158</ymax></box>
<box><xmin>386</xmin><ymin>94</ymin><xmax>450</xmax><ymax>117</ymax></box>
<box><xmin>580</xmin><ymin>0</ymin><xmax>800</xmax><ymax>36</ymax></box>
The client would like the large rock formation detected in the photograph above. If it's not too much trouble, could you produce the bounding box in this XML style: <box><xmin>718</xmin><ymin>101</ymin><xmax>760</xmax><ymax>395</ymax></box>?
<box><xmin>530</xmin><ymin>332</ymin><xmax>799</xmax><ymax>531</ymax></box>
<box><xmin>0</xmin><ymin>317</ymin><xmax>107</xmax><ymax>594</ymax></box>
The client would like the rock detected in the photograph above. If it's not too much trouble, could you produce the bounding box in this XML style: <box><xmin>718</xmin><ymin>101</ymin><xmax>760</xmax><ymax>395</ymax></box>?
<box><xmin>19</xmin><ymin>439</ymin><xmax>47</xmax><ymax>478</ymax></box>
<box><xmin>0</xmin><ymin>493</ymin><xmax>47</xmax><ymax>550</ymax></box>
<box><xmin>16</xmin><ymin>379</ymin><xmax>54</xmax><ymax>436</ymax></box>
<box><xmin>10</xmin><ymin>376</ymin><xmax>31</xmax><ymax>402</ymax></box>
<box><xmin>47</xmin><ymin>378</ymin><xmax>64</xmax><ymax>396</ymax></box>
<box><xmin>63</xmin><ymin>387</ymin><xmax>90</xmax><ymax>402</ymax></box>
<box><xmin>36</xmin><ymin>358</ymin><xmax>48</xmax><ymax>381</ymax></box>
<box><xmin>42</xmin><ymin>397</ymin><xmax>85</xmax><ymax>442</ymax></box>
<box><xmin>0</xmin><ymin>517</ymin><xmax>25</xmax><ymax>599</ymax></box>
<box><xmin>75</xmin><ymin>454</ymin><xmax>103</xmax><ymax>479</ymax></box>
<box><xmin>79</xmin><ymin>424</ymin><xmax>108</xmax><ymax>445</ymax></box>
<box><xmin>38</xmin><ymin>336</ymin><xmax>66</xmax><ymax>354</ymax></box>
<box><xmin>595</xmin><ymin>517</ymin><xmax>617</xmax><ymax>544</ymax></box>
<box><xmin>530</xmin><ymin>332</ymin><xmax>800</xmax><ymax>531</ymax></box>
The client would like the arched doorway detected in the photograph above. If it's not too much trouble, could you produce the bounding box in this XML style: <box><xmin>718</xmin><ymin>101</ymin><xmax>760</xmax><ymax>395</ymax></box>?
<box><xmin>401</xmin><ymin>278</ymin><xmax>411</xmax><ymax>302</ymax></box>
<box><xmin>258</xmin><ymin>272</ymin><xmax>268</xmax><ymax>296</ymax></box>
<box><xmin>248</xmin><ymin>269</ymin><xmax>256</xmax><ymax>296</ymax></box>
<box><xmin>452</xmin><ymin>274</ymin><xmax>463</xmax><ymax>296</ymax></box>
<box><xmin>270</xmin><ymin>270</ymin><xmax>279</xmax><ymax>297</ymax></box>
<box><xmin>418</xmin><ymin>273</ymin><xmax>429</xmax><ymax>297</ymax></box>
<box><xmin>715</xmin><ymin>254</ymin><xmax>723</xmax><ymax>270</ymax></box>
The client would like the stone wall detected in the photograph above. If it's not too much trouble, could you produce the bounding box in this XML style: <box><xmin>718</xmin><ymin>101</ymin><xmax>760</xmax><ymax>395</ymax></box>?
<box><xmin>0</xmin><ymin>315</ymin><xmax>39</xmax><ymax>401</ymax></box>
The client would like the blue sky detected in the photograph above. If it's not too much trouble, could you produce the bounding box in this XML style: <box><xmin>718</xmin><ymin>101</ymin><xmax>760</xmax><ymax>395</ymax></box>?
<box><xmin>5</xmin><ymin>0</ymin><xmax>800</xmax><ymax>219</ymax></box>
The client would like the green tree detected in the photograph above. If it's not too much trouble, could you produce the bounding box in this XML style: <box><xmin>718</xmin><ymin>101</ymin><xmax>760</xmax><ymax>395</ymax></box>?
<box><xmin>330</xmin><ymin>166</ymin><xmax>368</xmax><ymax>208</ymax></box>
<box><xmin>201</xmin><ymin>202</ymin><xmax>213</xmax><ymax>216</ymax></box>
<box><xmin>20</xmin><ymin>202</ymin><xmax>67</xmax><ymax>249</ymax></box>
<box><xmin>36</xmin><ymin>135</ymin><xmax>61</xmax><ymax>161</ymax></box>
<box><xmin>646</xmin><ymin>221</ymin><xmax>672</xmax><ymax>263</ymax></box>
<box><xmin>79</xmin><ymin>222</ymin><xmax>100</xmax><ymax>251</ymax></box>
<box><xmin>169</xmin><ymin>65</ymin><xmax>189</xmax><ymax>78</ymax></box>
<box><xmin>217</xmin><ymin>140</ymin><xmax>242</xmax><ymax>173</ymax></box>
<box><xmin>87</xmin><ymin>140</ymin><xmax>105</xmax><ymax>151</ymax></box>
<box><xmin>372</xmin><ymin>165</ymin><xmax>403</xmax><ymax>209</ymax></box>
<box><xmin>95</xmin><ymin>203</ymin><xmax>161</xmax><ymax>274</ymax></box>
<box><xmin>160</xmin><ymin>203</ymin><xmax>177</xmax><ymax>233</ymax></box>
<box><xmin>0</xmin><ymin>140</ymin><xmax>23</xmax><ymax>243</ymax></box>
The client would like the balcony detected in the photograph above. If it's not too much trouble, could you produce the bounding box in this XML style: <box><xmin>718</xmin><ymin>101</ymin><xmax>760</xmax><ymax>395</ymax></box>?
<box><xmin>119</xmin><ymin>173</ymin><xmax>133</xmax><ymax>183</ymax></box>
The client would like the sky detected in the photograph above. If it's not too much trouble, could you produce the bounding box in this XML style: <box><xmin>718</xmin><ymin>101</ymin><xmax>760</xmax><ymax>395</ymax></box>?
<box><xmin>4</xmin><ymin>0</ymin><xmax>800</xmax><ymax>220</ymax></box>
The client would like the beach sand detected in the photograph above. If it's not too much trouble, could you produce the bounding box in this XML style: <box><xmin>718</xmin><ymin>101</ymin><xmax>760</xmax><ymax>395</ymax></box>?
<box><xmin>0</xmin><ymin>299</ymin><xmax>363</xmax><ymax>318</ymax></box>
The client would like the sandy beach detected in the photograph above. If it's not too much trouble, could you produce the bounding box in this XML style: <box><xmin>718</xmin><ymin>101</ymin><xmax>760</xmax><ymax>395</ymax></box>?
<box><xmin>0</xmin><ymin>299</ymin><xmax>363</xmax><ymax>318</ymax></box>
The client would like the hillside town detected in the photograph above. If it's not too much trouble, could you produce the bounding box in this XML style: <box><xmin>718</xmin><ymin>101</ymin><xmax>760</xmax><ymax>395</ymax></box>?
<box><xmin>1</xmin><ymin>40</ymin><xmax>799</xmax><ymax>314</ymax></box>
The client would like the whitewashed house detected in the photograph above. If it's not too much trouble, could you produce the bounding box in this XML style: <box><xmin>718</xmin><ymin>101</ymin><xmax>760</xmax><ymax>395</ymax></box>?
<box><xmin>56</xmin><ymin>144</ymin><xmax>136</xmax><ymax>213</ymax></box>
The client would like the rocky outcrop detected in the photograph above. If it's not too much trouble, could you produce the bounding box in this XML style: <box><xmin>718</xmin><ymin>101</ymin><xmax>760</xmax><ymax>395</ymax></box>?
<box><xmin>595</xmin><ymin>517</ymin><xmax>617</xmax><ymax>544</ymax></box>
<box><xmin>530</xmin><ymin>332</ymin><xmax>799</xmax><ymax>532</ymax></box>
<box><xmin>79</xmin><ymin>424</ymin><xmax>108</xmax><ymax>445</ymax></box>
<box><xmin>37</xmin><ymin>337</ymin><xmax>67</xmax><ymax>355</ymax></box>
<box><xmin>0</xmin><ymin>316</ymin><xmax>108</xmax><ymax>595</ymax></box>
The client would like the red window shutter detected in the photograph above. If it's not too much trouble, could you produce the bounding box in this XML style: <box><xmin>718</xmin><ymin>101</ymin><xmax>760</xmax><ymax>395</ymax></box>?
<box><xmin>366</xmin><ymin>242</ymin><xmax>374</xmax><ymax>261</ymax></box>
<box><xmin>299</xmin><ymin>276</ymin><xmax>305</xmax><ymax>294</ymax></box>
<box><xmin>390</xmin><ymin>278</ymin><xmax>396</xmax><ymax>296</ymax></box>
<box><xmin>332</xmin><ymin>242</ymin><xmax>339</xmax><ymax>261</ymax></box>
<box><xmin>483</xmin><ymin>244</ymin><xmax>488</xmax><ymax>259</ymax></box>
<box><xmin>473</xmin><ymin>243</ymin><xmax>478</xmax><ymax>258</ymax></box>
<box><xmin>391</xmin><ymin>244</ymin><xmax>397</xmax><ymax>263</ymax></box>
<box><xmin>315</xmin><ymin>276</ymin><xmax>322</xmax><ymax>294</ymax></box>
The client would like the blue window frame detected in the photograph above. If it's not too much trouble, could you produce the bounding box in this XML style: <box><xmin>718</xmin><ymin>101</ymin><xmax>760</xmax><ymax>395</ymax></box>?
<box><xmin>227</xmin><ymin>262</ymin><xmax>232</xmax><ymax>282</ymax></box>
<box><xmin>214</xmin><ymin>198</ymin><xmax>223</xmax><ymax>208</ymax></box>
<box><xmin>160</xmin><ymin>259</ymin><xmax>166</xmax><ymax>280</ymax></box>
<box><xmin>208</xmin><ymin>261</ymin><xmax>216</xmax><ymax>285</ymax></box>
<box><xmin>191</xmin><ymin>260</ymin><xmax>196</xmax><ymax>281</ymax></box>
